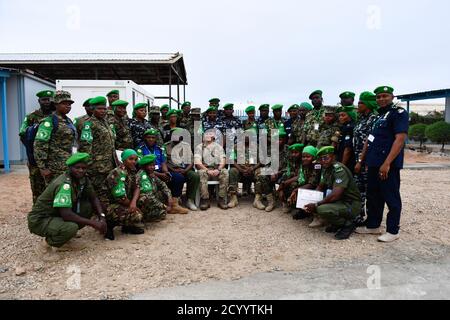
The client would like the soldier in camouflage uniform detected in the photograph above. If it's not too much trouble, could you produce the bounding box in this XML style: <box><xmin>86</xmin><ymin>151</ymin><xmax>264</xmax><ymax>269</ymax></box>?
<box><xmin>289</xmin><ymin>102</ymin><xmax>312</xmax><ymax>145</ymax></box>
<box><xmin>106</xmin><ymin>90</ymin><xmax>120</xmax><ymax>110</ymax></box>
<box><xmin>108</xmin><ymin>100</ymin><xmax>133</xmax><ymax>150</ymax></box>
<box><xmin>316</xmin><ymin>106</ymin><xmax>341</xmax><ymax>149</ymax></box>
<box><xmin>256</xmin><ymin>104</ymin><xmax>271</xmax><ymax>130</ymax></box>
<box><xmin>19</xmin><ymin>90</ymin><xmax>55</xmax><ymax>203</ymax></box>
<box><xmin>353</xmin><ymin>92</ymin><xmax>379</xmax><ymax>222</ymax></box>
<box><xmin>148</xmin><ymin>106</ymin><xmax>165</xmax><ymax>146</ymax></box>
<box><xmin>34</xmin><ymin>91</ymin><xmax>77</xmax><ymax>186</ymax></box>
<box><xmin>242</xmin><ymin>106</ymin><xmax>258</xmax><ymax>132</ymax></box>
<box><xmin>162</xmin><ymin>109</ymin><xmax>180</xmax><ymax>142</ymax></box>
<box><xmin>304</xmin><ymin>90</ymin><xmax>326</xmax><ymax>147</ymax></box>
<box><xmin>128</xmin><ymin>103</ymin><xmax>151</xmax><ymax>148</ymax></box>
<box><xmin>265</xmin><ymin>104</ymin><xmax>286</xmax><ymax>135</ymax></box>
<box><xmin>74</xmin><ymin>98</ymin><xmax>93</xmax><ymax>138</ymax></box>
<box><xmin>194</xmin><ymin>131</ymin><xmax>229</xmax><ymax>210</ymax></box>
<box><xmin>159</xmin><ymin>104</ymin><xmax>170</xmax><ymax>128</ymax></box>
<box><xmin>179</xmin><ymin>101</ymin><xmax>192</xmax><ymax>129</ymax></box>
<box><xmin>186</xmin><ymin>108</ymin><xmax>203</xmax><ymax>149</ymax></box>
<box><xmin>105</xmin><ymin>149</ymin><xmax>145</xmax><ymax>240</ymax></box>
<box><xmin>78</xmin><ymin>96</ymin><xmax>118</xmax><ymax>209</ymax></box>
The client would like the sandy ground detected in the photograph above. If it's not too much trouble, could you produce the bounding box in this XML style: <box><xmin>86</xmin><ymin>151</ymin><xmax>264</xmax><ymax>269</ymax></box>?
<box><xmin>0</xmin><ymin>151</ymin><xmax>449</xmax><ymax>300</ymax></box>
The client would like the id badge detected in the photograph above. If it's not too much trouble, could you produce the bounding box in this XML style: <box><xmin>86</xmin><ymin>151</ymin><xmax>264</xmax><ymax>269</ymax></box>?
<box><xmin>72</xmin><ymin>146</ymin><xmax>78</xmax><ymax>154</ymax></box>
<box><xmin>155</xmin><ymin>165</ymin><xmax>160</xmax><ymax>171</ymax></box>
<box><xmin>368</xmin><ymin>134</ymin><xmax>375</xmax><ymax>143</ymax></box>
<box><xmin>314</xmin><ymin>123</ymin><xmax>320</xmax><ymax>131</ymax></box>
<box><xmin>314</xmin><ymin>164</ymin><xmax>322</xmax><ymax>170</ymax></box>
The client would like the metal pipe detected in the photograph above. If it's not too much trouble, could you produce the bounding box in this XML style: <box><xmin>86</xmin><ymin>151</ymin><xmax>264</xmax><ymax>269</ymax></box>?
<box><xmin>1</xmin><ymin>74</ymin><xmax>11</xmax><ymax>173</ymax></box>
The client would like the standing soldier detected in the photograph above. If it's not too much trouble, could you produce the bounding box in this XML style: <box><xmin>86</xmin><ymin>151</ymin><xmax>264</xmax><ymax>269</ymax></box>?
<box><xmin>336</xmin><ymin>105</ymin><xmax>357</xmax><ymax>172</ymax></box>
<box><xmin>162</xmin><ymin>109</ymin><xmax>180</xmax><ymax>142</ymax></box>
<box><xmin>128</xmin><ymin>103</ymin><xmax>151</xmax><ymax>148</ymax></box>
<box><xmin>148</xmin><ymin>106</ymin><xmax>165</xmax><ymax>146</ymax></box>
<box><xmin>353</xmin><ymin>92</ymin><xmax>379</xmax><ymax>224</ymax></box>
<box><xmin>339</xmin><ymin>91</ymin><xmax>356</xmax><ymax>107</ymax></box>
<box><xmin>242</xmin><ymin>106</ymin><xmax>258</xmax><ymax>131</ymax></box>
<box><xmin>265</xmin><ymin>104</ymin><xmax>286</xmax><ymax>134</ymax></box>
<box><xmin>285</xmin><ymin>104</ymin><xmax>300</xmax><ymax>138</ymax></box>
<box><xmin>304</xmin><ymin>90</ymin><xmax>326</xmax><ymax>146</ymax></box>
<box><xmin>74</xmin><ymin>98</ymin><xmax>93</xmax><ymax>138</ymax></box>
<box><xmin>257</xmin><ymin>104</ymin><xmax>271</xmax><ymax>130</ymax></box>
<box><xmin>289</xmin><ymin>102</ymin><xmax>313</xmax><ymax>145</ymax></box>
<box><xmin>34</xmin><ymin>91</ymin><xmax>77</xmax><ymax>186</ymax></box>
<box><xmin>356</xmin><ymin>86</ymin><xmax>409</xmax><ymax>243</ymax></box>
<box><xmin>179</xmin><ymin>101</ymin><xmax>192</xmax><ymax>129</ymax></box>
<box><xmin>160</xmin><ymin>104</ymin><xmax>170</xmax><ymax>128</ymax></box>
<box><xmin>186</xmin><ymin>107</ymin><xmax>202</xmax><ymax>147</ymax></box>
<box><xmin>221</xmin><ymin>103</ymin><xmax>242</xmax><ymax>148</ymax></box>
<box><xmin>78</xmin><ymin>96</ymin><xmax>118</xmax><ymax>209</ymax></box>
<box><xmin>108</xmin><ymin>100</ymin><xmax>133</xmax><ymax>150</ymax></box>
<box><xmin>202</xmin><ymin>107</ymin><xmax>224</xmax><ymax>145</ymax></box>
<box><xmin>19</xmin><ymin>90</ymin><xmax>55</xmax><ymax>203</ymax></box>
<box><xmin>106</xmin><ymin>90</ymin><xmax>120</xmax><ymax>110</ymax></box>
<box><xmin>316</xmin><ymin>106</ymin><xmax>341</xmax><ymax>149</ymax></box>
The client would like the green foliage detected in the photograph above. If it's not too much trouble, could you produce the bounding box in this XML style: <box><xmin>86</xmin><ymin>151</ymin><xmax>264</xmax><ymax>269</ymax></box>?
<box><xmin>408</xmin><ymin>124</ymin><xmax>428</xmax><ymax>148</ymax></box>
<box><xmin>425</xmin><ymin>121</ymin><xmax>450</xmax><ymax>151</ymax></box>
<box><xmin>409</xmin><ymin>111</ymin><xmax>444</xmax><ymax>126</ymax></box>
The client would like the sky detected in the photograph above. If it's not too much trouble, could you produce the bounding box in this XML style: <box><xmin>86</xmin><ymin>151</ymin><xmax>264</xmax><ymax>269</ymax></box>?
<box><xmin>1</xmin><ymin>0</ymin><xmax>450</xmax><ymax>109</ymax></box>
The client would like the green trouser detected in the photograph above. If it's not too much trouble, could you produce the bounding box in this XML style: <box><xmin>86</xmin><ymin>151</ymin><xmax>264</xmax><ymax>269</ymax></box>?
<box><xmin>255</xmin><ymin>168</ymin><xmax>274</xmax><ymax>195</ymax></box>
<box><xmin>229</xmin><ymin>167</ymin><xmax>254</xmax><ymax>193</ymax></box>
<box><xmin>316</xmin><ymin>201</ymin><xmax>361</xmax><ymax>228</ymax></box>
<box><xmin>28</xmin><ymin>164</ymin><xmax>46</xmax><ymax>204</ymax></box>
<box><xmin>185</xmin><ymin>170</ymin><xmax>200</xmax><ymax>201</ymax></box>
<box><xmin>28</xmin><ymin>202</ymin><xmax>93</xmax><ymax>248</ymax></box>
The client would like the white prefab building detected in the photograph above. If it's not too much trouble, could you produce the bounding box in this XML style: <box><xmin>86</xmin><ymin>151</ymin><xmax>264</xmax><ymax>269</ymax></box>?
<box><xmin>56</xmin><ymin>80</ymin><xmax>155</xmax><ymax>120</ymax></box>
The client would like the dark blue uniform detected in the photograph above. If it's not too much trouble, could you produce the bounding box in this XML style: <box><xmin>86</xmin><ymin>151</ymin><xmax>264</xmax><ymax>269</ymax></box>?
<box><xmin>366</xmin><ymin>104</ymin><xmax>409</xmax><ymax>235</ymax></box>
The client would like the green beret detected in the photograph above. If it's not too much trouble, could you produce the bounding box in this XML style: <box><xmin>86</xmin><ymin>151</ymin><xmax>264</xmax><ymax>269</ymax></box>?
<box><xmin>299</xmin><ymin>102</ymin><xmax>313</xmax><ymax>111</ymax></box>
<box><xmin>107</xmin><ymin>90</ymin><xmax>120</xmax><ymax>97</ymax></box>
<box><xmin>302</xmin><ymin>146</ymin><xmax>318</xmax><ymax>158</ymax></box>
<box><xmin>36</xmin><ymin>90</ymin><xmax>55</xmax><ymax>98</ymax></box>
<box><xmin>288</xmin><ymin>104</ymin><xmax>299</xmax><ymax>112</ymax></box>
<box><xmin>359</xmin><ymin>92</ymin><xmax>378</xmax><ymax>111</ymax></box>
<box><xmin>259</xmin><ymin>104</ymin><xmax>270</xmax><ymax>110</ymax></box>
<box><xmin>309</xmin><ymin>90</ymin><xmax>323</xmax><ymax>99</ymax></box>
<box><xmin>89</xmin><ymin>96</ymin><xmax>107</xmax><ymax>106</ymax></box>
<box><xmin>223</xmin><ymin>103</ymin><xmax>234</xmax><ymax>110</ymax></box>
<box><xmin>133</xmin><ymin>103</ymin><xmax>148</xmax><ymax>110</ymax></box>
<box><xmin>121</xmin><ymin>149</ymin><xmax>138</xmax><ymax>162</ymax></box>
<box><xmin>374</xmin><ymin>86</ymin><xmax>394</xmax><ymax>95</ymax></box>
<box><xmin>144</xmin><ymin>129</ymin><xmax>159</xmax><ymax>136</ymax></box>
<box><xmin>337</xmin><ymin>106</ymin><xmax>358</xmax><ymax>121</ymax></box>
<box><xmin>288</xmin><ymin>143</ymin><xmax>305</xmax><ymax>152</ymax></box>
<box><xmin>277</xmin><ymin>129</ymin><xmax>287</xmax><ymax>138</ymax></box>
<box><xmin>166</xmin><ymin>109</ymin><xmax>178</xmax><ymax>117</ymax></box>
<box><xmin>317</xmin><ymin>146</ymin><xmax>335</xmax><ymax>158</ymax></box>
<box><xmin>66</xmin><ymin>153</ymin><xmax>90</xmax><ymax>167</ymax></box>
<box><xmin>245</xmin><ymin>106</ymin><xmax>256</xmax><ymax>114</ymax></box>
<box><xmin>176</xmin><ymin>109</ymin><xmax>183</xmax><ymax>115</ymax></box>
<box><xmin>160</xmin><ymin>104</ymin><xmax>170</xmax><ymax>111</ymax></box>
<box><xmin>138</xmin><ymin>154</ymin><xmax>157</xmax><ymax>166</ymax></box>
<box><xmin>209</xmin><ymin>98</ymin><xmax>220</xmax><ymax>104</ymax></box>
<box><xmin>82</xmin><ymin>98</ymin><xmax>92</xmax><ymax>107</ymax></box>
<box><xmin>206</xmin><ymin>106</ymin><xmax>218</xmax><ymax>113</ymax></box>
<box><xmin>339</xmin><ymin>91</ymin><xmax>355</xmax><ymax>99</ymax></box>
<box><xmin>272</xmin><ymin>104</ymin><xmax>283</xmax><ymax>111</ymax></box>
<box><xmin>181</xmin><ymin>101</ymin><xmax>192</xmax><ymax>108</ymax></box>
<box><xmin>111</xmin><ymin>100</ymin><xmax>129</xmax><ymax>108</ymax></box>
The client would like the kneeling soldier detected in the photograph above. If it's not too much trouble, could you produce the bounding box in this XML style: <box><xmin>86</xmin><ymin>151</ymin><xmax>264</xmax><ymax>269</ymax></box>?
<box><xmin>27</xmin><ymin>153</ymin><xmax>107</xmax><ymax>261</ymax></box>
<box><xmin>105</xmin><ymin>149</ymin><xmax>145</xmax><ymax>240</ymax></box>
<box><xmin>305</xmin><ymin>146</ymin><xmax>361</xmax><ymax>240</ymax></box>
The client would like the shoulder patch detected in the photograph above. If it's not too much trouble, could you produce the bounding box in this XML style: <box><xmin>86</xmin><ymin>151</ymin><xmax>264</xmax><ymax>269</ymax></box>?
<box><xmin>53</xmin><ymin>183</ymin><xmax>73</xmax><ymax>208</ymax></box>
<box><xmin>80</xmin><ymin>121</ymin><xmax>93</xmax><ymax>144</ymax></box>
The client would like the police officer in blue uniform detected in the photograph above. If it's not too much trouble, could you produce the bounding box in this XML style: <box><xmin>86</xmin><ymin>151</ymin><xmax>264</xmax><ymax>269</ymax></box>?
<box><xmin>356</xmin><ymin>86</ymin><xmax>409</xmax><ymax>243</ymax></box>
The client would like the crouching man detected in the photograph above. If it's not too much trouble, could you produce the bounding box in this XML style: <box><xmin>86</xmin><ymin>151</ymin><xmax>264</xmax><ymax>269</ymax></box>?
<box><xmin>28</xmin><ymin>153</ymin><xmax>107</xmax><ymax>261</ymax></box>
<box><xmin>305</xmin><ymin>146</ymin><xmax>361</xmax><ymax>240</ymax></box>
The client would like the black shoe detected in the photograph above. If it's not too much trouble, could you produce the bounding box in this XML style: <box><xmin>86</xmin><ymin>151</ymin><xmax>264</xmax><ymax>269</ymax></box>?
<box><xmin>325</xmin><ymin>225</ymin><xmax>341</xmax><ymax>233</ymax></box>
<box><xmin>293</xmin><ymin>210</ymin><xmax>310</xmax><ymax>220</ymax></box>
<box><xmin>335</xmin><ymin>223</ymin><xmax>356</xmax><ymax>240</ymax></box>
<box><xmin>125</xmin><ymin>226</ymin><xmax>145</xmax><ymax>235</ymax></box>
<box><xmin>355</xmin><ymin>216</ymin><xmax>367</xmax><ymax>227</ymax></box>
<box><xmin>200</xmin><ymin>199</ymin><xmax>210</xmax><ymax>211</ymax></box>
<box><xmin>105</xmin><ymin>225</ymin><xmax>115</xmax><ymax>241</ymax></box>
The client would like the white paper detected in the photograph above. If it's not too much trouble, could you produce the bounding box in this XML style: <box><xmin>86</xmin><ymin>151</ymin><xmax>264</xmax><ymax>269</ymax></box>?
<box><xmin>116</xmin><ymin>150</ymin><xmax>123</xmax><ymax>162</ymax></box>
<box><xmin>296</xmin><ymin>189</ymin><xmax>324</xmax><ymax>209</ymax></box>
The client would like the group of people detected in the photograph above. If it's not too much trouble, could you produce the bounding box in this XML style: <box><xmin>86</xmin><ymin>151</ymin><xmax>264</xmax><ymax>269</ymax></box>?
<box><xmin>20</xmin><ymin>86</ymin><xmax>409</xmax><ymax>261</ymax></box>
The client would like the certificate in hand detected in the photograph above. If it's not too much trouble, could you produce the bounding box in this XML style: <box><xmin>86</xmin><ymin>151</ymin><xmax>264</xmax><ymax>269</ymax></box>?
<box><xmin>296</xmin><ymin>189</ymin><xmax>324</xmax><ymax>209</ymax></box>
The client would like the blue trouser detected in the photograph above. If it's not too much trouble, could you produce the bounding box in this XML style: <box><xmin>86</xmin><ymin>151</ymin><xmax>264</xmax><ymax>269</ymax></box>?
<box><xmin>366</xmin><ymin>167</ymin><xmax>402</xmax><ymax>234</ymax></box>
<box><xmin>167</xmin><ymin>172</ymin><xmax>186</xmax><ymax>198</ymax></box>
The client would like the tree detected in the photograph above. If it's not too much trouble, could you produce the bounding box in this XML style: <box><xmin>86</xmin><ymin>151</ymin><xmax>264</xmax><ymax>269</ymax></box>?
<box><xmin>425</xmin><ymin>121</ymin><xmax>450</xmax><ymax>152</ymax></box>
<box><xmin>409</xmin><ymin>124</ymin><xmax>428</xmax><ymax>149</ymax></box>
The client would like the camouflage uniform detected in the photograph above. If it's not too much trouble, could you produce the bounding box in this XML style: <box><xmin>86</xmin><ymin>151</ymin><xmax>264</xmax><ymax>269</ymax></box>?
<box><xmin>256</xmin><ymin>117</ymin><xmax>270</xmax><ymax>130</ymax></box>
<box><xmin>107</xmin><ymin>112</ymin><xmax>133</xmax><ymax>150</ymax></box>
<box><xmin>74</xmin><ymin>114</ymin><xmax>91</xmax><ymax>139</ymax></box>
<box><xmin>194</xmin><ymin>142</ymin><xmax>229</xmax><ymax>199</ymax></box>
<box><xmin>78</xmin><ymin>115</ymin><xmax>118</xmax><ymax>207</ymax></box>
<box><xmin>19</xmin><ymin>109</ymin><xmax>50</xmax><ymax>203</ymax></box>
<box><xmin>304</xmin><ymin>108</ymin><xmax>326</xmax><ymax>146</ymax></box>
<box><xmin>264</xmin><ymin>117</ymin><xmax>286</xmax><ymax>134</ymax></box>
<box><xmin>136</xmin><ymin>169</ymin><xmax>171</xmax><ymax>222</ymax></box>
<box><xmin>106</xmin><ymin>165</ymin><xmax>144</xmax><ymax>228</ymax></box>
<box><xmin>353</xmin><ymin>112</ymin><xmax>378</xmax><ymax>217</ymax></box>
<box><xmin>179</xmin><ymin>113</ymin><xmax>191</xmax><ymax>129</ymax></box>
<box><xmin>229</xmin><ymin>147</ymin><xmax>258</xmax><ymax>193</ymax></box>
<box><xmin>242</xmin><ymin>119</ymin><xmax>258</xmax><ymax>131</ymax></box>
<box><xmin>290</xmin><ymin>117</ymin><xmax>306</xmax><ymax>144</ymax></box>
<box><xmin>255</xmin><ymin>146</ymin><xmax>288</xmax><ymax>195</ymax></box>
<box><xmin>34</xmin><ymin>114</ymin><xmax>76</xmax><ymax>185</ymax></box>
<box><xmin>317</xmin><ymin>122</ymin><xmax>341</xmax><ymax>149</ymax></box>
<box><xmin>128</xmin><ymin>118</ymin><xmax>152</xmax><ymax>149</ymax></box>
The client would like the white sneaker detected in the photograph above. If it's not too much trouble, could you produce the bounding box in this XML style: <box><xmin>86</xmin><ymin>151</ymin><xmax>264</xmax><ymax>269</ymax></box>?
<box><xmin>309</xmin><ymin>217</ymin><xmax>325</xmax><ymax>228</ymax></box>
<box><xmin>355</xmin><ymin>227</ymin><xmax>383</xmax><ymax>235</ymax></box>
<box><xmin>186</xmin><ymin>199</ymin><xmax>198</xmax><ymax>211</ymax></box>
<box><xmin>378</xmin><ymin>233</ymin><xmax>400</xmax><ymax>243</ymax></box>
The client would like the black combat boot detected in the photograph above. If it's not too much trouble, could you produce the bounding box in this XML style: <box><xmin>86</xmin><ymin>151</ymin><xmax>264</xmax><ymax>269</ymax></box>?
<box><xmin>105</xmin><ymin>223</ymin><xmax>115</xmax><ymax>241</ymax></box>
<box><xmin>335</xmin><ymin>222</ymin><xmax>357</xmax><ymax>240</ymax></box>
<box><xmin>293</xmin><ymin>210</ymin><xmax>310</xmax><ymax>220</ymax></box>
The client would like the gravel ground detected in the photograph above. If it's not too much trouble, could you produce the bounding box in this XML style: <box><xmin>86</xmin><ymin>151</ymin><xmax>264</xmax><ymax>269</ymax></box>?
<box><xmin>0</xmin><ymin>156</ymin><xmax>449</xmax><ymax>300</ymax></box>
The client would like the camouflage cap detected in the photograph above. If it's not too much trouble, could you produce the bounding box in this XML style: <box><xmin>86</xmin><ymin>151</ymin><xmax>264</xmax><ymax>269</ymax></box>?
<box><xmin>149</xmin><ymin>106</ymin><xmax>161</xmax><ymax>114</ymax></box>
<box><xmin>191</xmin><ymin>108</ymin><xmax>201</xmax><ymax>115</ymax></box>
<box><xmin>324</xmin><ymin>106</ymin><xmax>338</xmax><ymax>114</ymax></box>
<box><xmin>54</xmin><ymin>90</ymin><xmax>74</xmax><ymax>104</ymax></box>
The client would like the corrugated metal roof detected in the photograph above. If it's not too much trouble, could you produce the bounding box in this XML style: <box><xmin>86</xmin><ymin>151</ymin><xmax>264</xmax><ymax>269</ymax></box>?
<box><xmin>0</xmin><ymin>53</ymin><xmax>182</xmax><ymax>63</ymax></box>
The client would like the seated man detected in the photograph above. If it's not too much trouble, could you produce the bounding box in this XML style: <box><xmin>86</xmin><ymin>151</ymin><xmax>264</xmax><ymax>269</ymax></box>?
<box><xmin>105</xmin><ymin>149</ymin><xmax>145</xmax><ymax>240</ymax></box>
<box><xmin>288</xmin><ymin>146</ymin><xmax>321</xmax><ymax>220</ymax></box>
<box><xmin>137</xmin><ymin>155</ymin><xmax>184</xmax><ymax>222</ymax></box>
<box><xmin>229</xmin><ymin>128</ymin><xmax>261</xmax><ymax>208</ymax></box>
<box><xmin>164</xmin><ymin>128</ymin><xmax>200</xmax><ymax>211</ymax></box>
<box><xmin>194</xmin><ymin>131</ymin><xmax>229</xmax><ymax>210</ymax></box>
<box><xmin>27</xmin><ymin>153</ymin><xmax>107</xmax><ymax>261</ymax></box>
<box><xmin>276</xmin><ymin>143</ymin><xmax>304</xmax><ymax>214</ymax></box>
<box><xmin>137</xmin><ymin>129</ymin><xmax>189</xmax><ymax>214</ymax></box>
<box><xmin>304</xmin><ymin>146</ymin><xmax>361</xmax><ymax>240</ymax></box>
